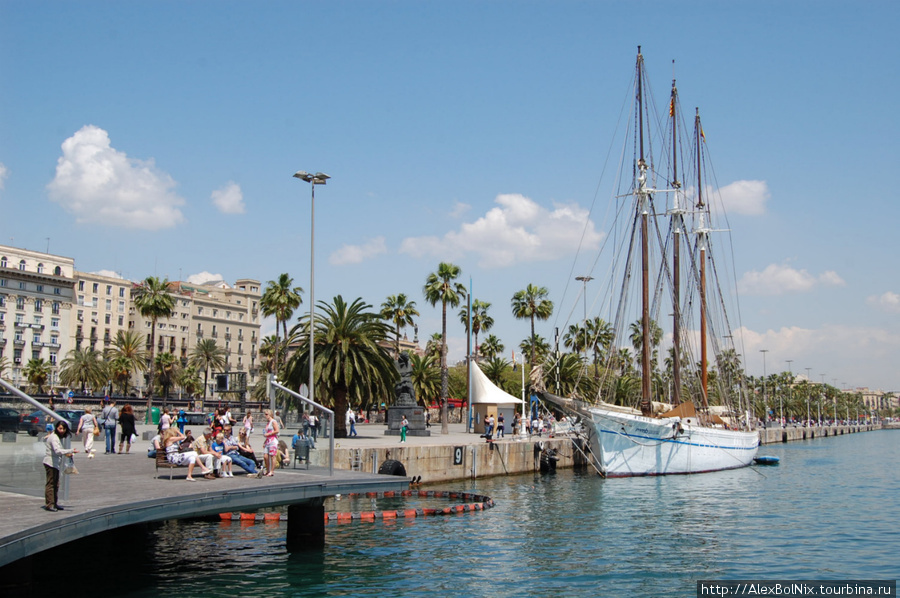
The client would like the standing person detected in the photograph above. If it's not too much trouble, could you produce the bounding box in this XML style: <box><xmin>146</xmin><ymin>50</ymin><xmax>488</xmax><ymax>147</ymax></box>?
<box><xmin>159</xmin><ymin>408</ymin><xmax>172</xmax><ymax>432</ymax></box>
<box><xmin>400</xmin><ymin>415</ymin><xmax>409</xmax><ymax>443</ymax></box>
<box><xmin>100</xmin><ymin>399</ymin><xmax>119</xmax><ymax>454</ymax></box>
<box><xmin>308</xmin><ymin>412</ymin><xmax>318</xmax><ymax>442</ymax></box>
<box><xmin>262</xmin><ymin>409</ymin><xmax>280</xmax><ymax>477</ymax></box>
<box><xmin>43</xmin><ymin>420</ymin><xmax>77</xmax><ymax>511</ymax></box>
<box><xmin>118</xmin><ymin>404</ymin><xmax>137</xmax><ymax>454</ymax></box>
<box><xmin>176</xmin><ymin>409</ymin><xmax>187</xmax><ymax>434</ymax></box>
<box><xmin>242</xmin><ymin>410</ymin><xmax>253</xmax><ymax>439</ymax></box>
<box><xmin>301</xmin><ymin>412</ymin><xmax>310</xmax><ymax>438</ymax></box>
<box><xmin>75</xmin><ymin>407</ymin><xmax>99</xmax><ymax>458</ymax></box>
<box><xmin>497</xmin><ymin>412</ymin><xmax>505</xmax><ymax>439</ymax></box>
<box><xmin>347</xmin><ymin>408</ymin><xmax>358</xmax><ymax>437</ymax></box>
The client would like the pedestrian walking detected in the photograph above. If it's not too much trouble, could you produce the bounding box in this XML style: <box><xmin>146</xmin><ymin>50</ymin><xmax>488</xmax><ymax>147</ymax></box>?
<box><xmin>75</xmin><ymin>407</ymin><xmax>99</xmax><ymax>458</ymax></box>
<box><xmin>118</xmin><ymin>404</ymin><xmax>137</xmax><ymax>454</ymax></box>
<box><xmin>100</xmin><ymin>399</ymin><xmax>119</xmax><ymax>454</ymax></box>
<box><xmin>400</xmin><ymin>415</ymin><xmax>409</xmax><ymax>443</ymax></box>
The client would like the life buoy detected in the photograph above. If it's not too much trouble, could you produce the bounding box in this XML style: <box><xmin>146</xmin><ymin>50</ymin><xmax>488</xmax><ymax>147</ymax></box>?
<box><xmin>377</xmin><ymin>459</ymin><xmax>407</xmax><ymax>477</ymax></box>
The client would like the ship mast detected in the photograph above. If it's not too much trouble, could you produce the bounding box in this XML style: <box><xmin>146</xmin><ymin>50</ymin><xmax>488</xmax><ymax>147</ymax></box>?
<box><xmin>637</xmin><ymin>47</ymin><xmax>652</xmax><ymax>416</ymax></box>
<box><xmin>669</xmin><ymin>75</ymin><xmax>683</xmax><ymax>407</ymax></box>
<box><xmin>695</xmin><ymin>107</ymin><xmax>709</xmax><ymax>410</ymax></box>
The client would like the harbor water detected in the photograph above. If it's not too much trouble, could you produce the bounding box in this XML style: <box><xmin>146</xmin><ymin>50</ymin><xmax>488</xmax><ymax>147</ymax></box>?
<box><xmin>40</xmin><ymin>430</ymin><xmax>900</xmax><ymax>597</ymax></box>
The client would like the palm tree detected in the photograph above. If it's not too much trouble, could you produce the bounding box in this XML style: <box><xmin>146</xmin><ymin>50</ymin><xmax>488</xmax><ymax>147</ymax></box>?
<box><xmin>479</xmin><ymin>334</ymin><xmax>504</xmax><ymax>361</ymax></box>
<box><xmin>481</xmin><ymin>357</ymin><xmax>511</xmax><ymax>389</ymax></box>
<box><xmin>0</xmin><ymin>356</ymin><xmax>10</xmax><ymax>379</ymax></box>
<box><xmin>380</xmin><ymin>293</ymin><xmax>420</xmax><ymax>356</ymax></box>
<box><xmin>410</xmin><ymin>353</ymin><xmax>440</xmax><ymax>408</ymax></box>
<box><xmin>586</xmin><ymin>317</ymin><xmax>614</xmax><ymax>377</ymax></box>
<box><xmin>133</xmin><ymin>276</ymin><xmax>175</xmax><ymax>408</ymax></box>
<box><xmin>284</xmin><ymin>296</ymin><xmax>396</xmax><ymax>438</ymax></box>
<box><xmin>23</xmin><ymin>358</ymin><xmax>52</xmax><ymax>394</ymax></box>
<box><xmin>190</xmin><ymin>338</ymin><xmax>228</xmax><ymax>403</ymax></box>
<box><xmin>59</xmin><ymin>347</ymin><xmax>105</xmax><ymax>392</ymax></box>
<box><xmin>176</xmin><ymin>364</ymin><xmax>203</xmax><ymax>398</ymax></box>
<box><xmin>511</xmin><ymin>284</ymin><xmax>554</xmax><ymax>369</ymax></box>
<box><xmin>105</xmin><ymin>330</ymin><xmax>148</xmax><ymax>396</ymax></box>
<box><xmin>258</xmin><ymin>334</ymin><xmax>281</xmax><ymax>374</ymax></box>
<box><xmin>519</xmin><ymin>335</ymin><xmax>550</xmax><ymax>368</ymax></box>
<box><xmin>424</xmin><ymin>333</ymin><xmax>443</xmax><ymax>361</ymax></box>
<box><xmin>260</xmin><ymin>273</ymin><xmax>303</xmax><ymax>376</ymax></box>
<box><xmin>423</xmin><ymin>262</ymin><xmax>467</xmax><ymax>434</ymax></box>
<box><xmin>107</xmin><ymin>356</ymin><xmax>132</xmax><ymax>395</ymax></box>
<box><xmin>154</xmin><ymin>352</ymin><xmax>179</xmax><ymax>399</ymax></box>
<box><xmin>628</xmin><ymin>318</ymin><xmax>663</xmax><ymax>373</ymax></box>
<box><xmin>459</xmin><ymin>299</ymin><xmax>494</xmax><ymax>359</ymax></box>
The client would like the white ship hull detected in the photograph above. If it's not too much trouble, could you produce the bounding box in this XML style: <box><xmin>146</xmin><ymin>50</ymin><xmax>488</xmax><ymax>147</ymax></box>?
<box><xmin>587</xmin><ymin>408</ymin><xmax>759</xmax><ymax>477</ymax></box>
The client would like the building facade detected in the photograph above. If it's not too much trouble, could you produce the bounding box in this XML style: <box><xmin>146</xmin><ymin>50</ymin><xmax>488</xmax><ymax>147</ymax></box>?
<box><xmin>72</xmin><ymin>271</ymin><xmax>133</xmax><ymax>354</ymax></box>
<box><xmin>0</xmin><ymin>245</ymin><xmax>76</xmax><ymax>389</ymax></box>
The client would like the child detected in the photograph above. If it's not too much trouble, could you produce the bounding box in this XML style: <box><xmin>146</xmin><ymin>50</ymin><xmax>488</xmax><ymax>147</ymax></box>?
<box><xmin>211</xmin><ymin>433</ymin><xmax>234</xmax><ymax>477</ymax></box>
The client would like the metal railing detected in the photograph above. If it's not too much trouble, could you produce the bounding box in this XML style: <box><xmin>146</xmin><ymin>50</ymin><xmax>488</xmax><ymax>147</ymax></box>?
<box><xmin>267</xmin><ymin>374</ymin><xmax>334</xmax><ymax>476</ymax></box>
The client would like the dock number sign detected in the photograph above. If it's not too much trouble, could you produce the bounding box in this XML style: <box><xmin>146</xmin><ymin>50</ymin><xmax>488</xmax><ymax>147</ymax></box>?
<box><xmin>453</xmin><ymin>446</ymin><xmax>464</xmax><ymax>466</ymax></box>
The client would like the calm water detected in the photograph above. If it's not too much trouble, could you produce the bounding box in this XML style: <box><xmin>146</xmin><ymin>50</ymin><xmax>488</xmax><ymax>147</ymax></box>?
<box><xmin>44</xmin><ymin>431</ymin><xmax>900</xmax><ymax>596</ymax></box>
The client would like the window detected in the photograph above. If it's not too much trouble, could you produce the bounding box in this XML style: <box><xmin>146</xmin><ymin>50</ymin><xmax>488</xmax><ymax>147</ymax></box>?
<box><xmin>0</xmin><ymin>295</ymin><xmax>4</xmax><ymax>307</ymax></box>
<box><xmin>54</xmin><ymin>288</ymin><xmax>60</xmax><ymax>295</ymax></box>
<box><xmin>118</xmin><ymin>315</ymin><xmax>124</xmax><ymax>326</ymax></box>
<box><xmin>16</xmin><ymin>298</ymin><xmax>25</xmax><ymax>310</ymax></box>
<box><xmin>104</xmin><ymin>313</ymin><xmax>111</xmax><ymax>324</ymax></box>
<box><xmin>18</xmin><ymin>282</ymin><xmax>25</xmax><ymax>290</ymax></box>
<box><xmin>119</xmin><ymin>287</ymin><xmax>125</xmax><ymax>297</ymax></box>
<box><xmin>106</xmin><ymin>285</ymin><xmax>112</xmax><ymax>295</ymax></box>
<box><xmin>0</xmin><ymin>257</ymin><xmax>6</xmax><ymax>268</ymax></box>
<box><xmin>18</xmin><ymin>259</ymin><xmax>26</xmax><ymax>271</ymax></box>
<box><xmin>33</xmin><ymin>333</ymin><xmax>41</xmax><ymax>344</ymax></box>
<box><xmin>33</xmin><ymin>316</ymin><xmax>41</xmax><ymax>326</ymax></box>
<box><xmin>37</xmin><ymin>263</ymin><xmax>44</xmax><ymax>274</ymax></box>
<box><xmin>92</xmin><ymin>283</ymin><xmax>99</xmax><ymax>293</ymax></box>
<box><xmin>51</xmin><ymin>334</ymin><xmax>58</xmax><ymax>345</ymax></box>
<box><xmin>78</xmin><ymin>281</ymin><xmax>85</xmax><ymax>291</ymax></box>
<box><xmin>34</xmin><ymin>299</ymin><xmax>42</xmax><ymax>311</ymax></box>
<box><xmin>15</xmin><ymin>314</ymin><xmax>23</xmax><ymax>325</ymax></box>
<box><xmin>49</xmin><ymin>353</ymin><xmax>57</xmax><ymax>365</ymax></box>
<box><xmin>0</xmin><ymin>279</ymin><xmax>5</xmax><ymax>287</ymax></box>
<box><xmin>118</xmin><ymin>300</ymin><xmax>125</xmax><ymax>312</ymax></box>
<box><xmin>36</xmin><ymin>284</ymin><xmax>43</xmax><ymax>292</ymax></box>
<box><xmin>51</xmin><ymin>318</ymin><xmax>60</xmax><ymax>329</ymax></box>
<box><xmin>52</xmin><ymin>302</ymin><xmax>60</xmax><ymax>315</ymax></box>
<box><xmin>53</xmin><ymin>266</ymin><xmax>61</xmax><ymax>276</ymax></box>
<box><xmin>105</xmin><ymin>299</ymin><xmax>112</xmax><ymax>311</ymax></box>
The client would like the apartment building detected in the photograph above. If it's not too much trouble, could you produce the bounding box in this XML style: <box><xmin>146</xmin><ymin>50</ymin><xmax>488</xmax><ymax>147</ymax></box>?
<box><xmin>72</xmin><ymin>271</ymin><xmax>132</xmax><ymax>353</ymax></box>
<box><xmin>0</xmin><ymin>245</ymin><xmax>76</xmax><ymax>388</ymax></box>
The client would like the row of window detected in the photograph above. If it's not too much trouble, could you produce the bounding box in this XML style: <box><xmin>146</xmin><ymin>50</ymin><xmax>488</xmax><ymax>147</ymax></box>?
<box><xmin>76</xmin><ymin>280</ymin><xmax>127</xmax><ymax>297</ymax></box>
<box><xmin>0</xmin><ymin>257</ymin><xmax>64</xmax><ymax>276</ymax></box>
<box><xmin>0</xmin><ymin>278</ymin><xmax>65</xmax><ymax>294</ymax></box>
<box><xmin>0</xmin><ymin>296</ymin><xmax>63</xmax><ymax>313</ymax></box>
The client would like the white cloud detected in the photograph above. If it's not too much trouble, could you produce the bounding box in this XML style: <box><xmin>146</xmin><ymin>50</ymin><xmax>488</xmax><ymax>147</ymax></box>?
<box><xmin>738</xmin><ymin>263</ymin><xmax>845</xmax><ymax>296</ymax></box>
<box><xmin>47</xmin><ymin>125</ymin><xmax>185</xmax><ymax>230</ymax></box>
<box><xmin>211</xmin><ymin>181</ymin><xmax>245</xmax><ymax>214</ymax></box>
<box><xmin>867</xmin><ymin>292</ymin><xmax>900</xmax><ymax>313</ymax></box>
<box><xmin>186</xmin><ymin>271</ymin><xmax>224</xmax><ymax>285</ymax></box>
<box><xmin>90</xmin><ymin>270</ymin><xmax>125</xmax><ymax>279</ymax></box>
<box><xmin>0</xmin><ymin>162</ymin><xmax>8</xmax><ymax>190</ymax></box>
<box><xmin>717</xmin><ymin>180</ymin><xmax>769</xmax><ymax>216</ymax></box>
<box><xmin>399</xmin><ymin>193</ymin><xmax>604</xmax><ymax>268</ymax></box>
<box><xmin>450</xmin><ymin>201</ymin><xmax>470</xmax><ymax>218</ymax></box>
<box><xmin>329</xmin><ymin>237</ymin><xmax>388</xmax><ymax>265</ymax></box>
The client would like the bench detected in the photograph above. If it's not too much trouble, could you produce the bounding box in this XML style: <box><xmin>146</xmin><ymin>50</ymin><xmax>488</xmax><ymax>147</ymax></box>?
<box><xmin>155</xmin><ymin>449</ymin><xmax>188</xmax><ymax>480</ymax></box>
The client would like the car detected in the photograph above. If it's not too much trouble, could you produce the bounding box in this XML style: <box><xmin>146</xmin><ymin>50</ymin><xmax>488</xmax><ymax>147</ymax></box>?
<box><xmin>18</xmin><ymin>409</ymin><xmax>85</xmax><ymax>436</ymax></box>
<box><xmin>0</xmin><ymin>407</ymin><xmax>20</xmax><ymax>432</ymax></box>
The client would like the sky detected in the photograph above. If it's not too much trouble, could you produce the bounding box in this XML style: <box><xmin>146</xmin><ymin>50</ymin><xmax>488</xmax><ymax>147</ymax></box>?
<box><xmin>1</xmin><ymin>1</ymin><xmax>898</xmax><ymax>391</ymax></box>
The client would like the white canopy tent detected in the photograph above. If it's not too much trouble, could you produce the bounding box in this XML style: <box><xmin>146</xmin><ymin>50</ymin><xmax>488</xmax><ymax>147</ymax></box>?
<box><xmin>471</xmin><ymin>362</ymin><xmax>523</xmax><ymax>435</ymax></box>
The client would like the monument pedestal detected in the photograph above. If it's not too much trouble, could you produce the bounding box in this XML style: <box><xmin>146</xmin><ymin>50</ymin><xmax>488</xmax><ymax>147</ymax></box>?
<box><xmin>384</xmin><ymin>406</ymin><xmax>431</xmax><ymax>437</ymax></box>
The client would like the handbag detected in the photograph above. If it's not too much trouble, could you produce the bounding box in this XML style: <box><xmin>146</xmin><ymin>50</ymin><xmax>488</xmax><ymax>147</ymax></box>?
<box><xmin>93</xmin><ymin>427</ymin><xmax>100</xmax><ymax>437</ymax></box>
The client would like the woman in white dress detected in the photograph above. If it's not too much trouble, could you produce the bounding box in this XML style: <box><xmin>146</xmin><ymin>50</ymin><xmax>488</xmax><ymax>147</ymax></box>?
<box><xmin>162</xmin><ymin>428</ymin><xmax>213</xmax><ymax>481</ymax></box>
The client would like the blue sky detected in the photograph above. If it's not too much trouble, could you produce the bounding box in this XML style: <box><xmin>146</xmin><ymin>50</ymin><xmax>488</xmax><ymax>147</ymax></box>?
<box><xmin>1</xmin><ymin>1</ymin><xmax>898</xmax><ymax>391</ymax></box>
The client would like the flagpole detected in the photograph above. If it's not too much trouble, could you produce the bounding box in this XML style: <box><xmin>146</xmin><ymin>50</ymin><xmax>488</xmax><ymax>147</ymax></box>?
<box><xmin>466</xmin><ymin>276</ymin><xmax>473</xmax><ymax>434</ymax></box>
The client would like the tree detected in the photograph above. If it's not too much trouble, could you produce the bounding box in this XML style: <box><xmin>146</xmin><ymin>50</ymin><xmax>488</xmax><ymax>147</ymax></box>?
<box><xmin>176</xmin><ymin>364</ymin><xmax>203</xmax><ymax>398</ymax></box>
<box><xmin>0</xmin><ymin>356</ymin><xmax>10</xmax><ymax>379</ymax></box>
<box><xmin>190</xmin><ymin>338</ymin><xmax>228</xmax><ymax>403</ymax></box>
<box><xmin>423</xmin><ymin>262</ymin><xmax>466</xmax><ymax>434</ymax></box>
<box><xmin>106</xmin><ymin>330</ymin><xmax>148</xmax><ymax>396</ymax></box>
<box><xmin>258</xmin><ymin>334</ymin><xmax>281</xmax><ymax>375</ymax></box>
<box><xmin>479</xmin><ymin>334</ymin><xmax>504</xmax><ymax>361</ymax></box>
<box><xmin>133</xmin><ymin>276</ymin><xmax>175</xmax><ymax>408</ymax></box>
<box><xmin>481</xmin><ymin>357</ymin><xmax>512</xmax><ymax>390</ymax></box>
<box><xmin>285</xmin><ymin>296</ymin><xmax>396</xmax><ymax>438</ymax></box>
<box><xmin>459</xmin><ymin>299</ymin><xmax>494</xmax><ymax>359</ymax></box>
<box><xmin>154</xmin><ymin>352</ymin><xmax>179</xmax><ymax>400</ymax></box>
<box><xmin>59</xmin><ymin>348</ymin><xmax>105</xmax><ymax>392</ymax></box>
<box><xmin>23</xmin><ymin>358</ymin><xmax>51</xmax><ymax>394</ymax></box>
<box><xmin>628</xmin><ymin>318</ymin><xmax>663</xmax><ymax>374</ymax></box>
<box><xmin>424</xmin><ymin>333</ymin><xmax>443</xmax><ymax>361</ymax></box>
<box><xmin>260</xmin><ymin>273</ymin><xmax>303</xmax><ymax>376</ymax></box>
<box><xmin>410</xmin><ymin>353</ymin><xmax>440</xmax><ymax>408</ymax></box>
<box><xmin>519</xmin><ymin>334</ymin><xmax>550</xmax><ymax>367</ymax></box>
<box><xmin>511</xmin><ymin>284</ymin><xmax>554</xmax><ymax>369</ymax></box>
<box><xmin>380</xmin><ymin>293</ymin><xmax>420</xmax><ymax>356</ymax></box>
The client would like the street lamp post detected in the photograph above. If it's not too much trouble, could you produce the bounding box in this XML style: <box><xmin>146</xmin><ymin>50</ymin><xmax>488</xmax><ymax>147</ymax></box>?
<box><xmin>293</xmin><ymin>171</ymin><xmax>330</xmax><ymax>420</ymax></box>
<box><xmin>760</xmin><ymin>349</ymin><xmax>768</xmax><ymax>427</ymax></box>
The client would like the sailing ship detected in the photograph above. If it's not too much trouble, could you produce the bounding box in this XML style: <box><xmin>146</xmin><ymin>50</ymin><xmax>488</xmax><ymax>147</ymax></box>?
<box><xmin>542</xmin><ymin>47</ymin><xmax>759</xmax><ymax>476</ymax></box>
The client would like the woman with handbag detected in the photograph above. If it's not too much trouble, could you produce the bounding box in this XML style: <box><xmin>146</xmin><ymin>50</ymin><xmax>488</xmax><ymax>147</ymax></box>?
<box><xmin>118</xmin><ymin>404</ymin><xmax>137</xmax><ymax>454</ymax></box>
<box><xmin>44</xmin><ymin>420</ymin><xmax>77</xmax><ymax>511</ymax></box>
<box><xmin>75</xmin><ymin>407</ymin><xmax>99</xmax><ymax>459</ymax></box>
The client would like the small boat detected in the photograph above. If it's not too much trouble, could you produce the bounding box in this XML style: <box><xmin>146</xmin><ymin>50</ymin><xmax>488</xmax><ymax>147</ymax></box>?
<box><xmin>754</xmin><ymin>456</ymin><xmax>780</xmax><ymax>466</ymax></box>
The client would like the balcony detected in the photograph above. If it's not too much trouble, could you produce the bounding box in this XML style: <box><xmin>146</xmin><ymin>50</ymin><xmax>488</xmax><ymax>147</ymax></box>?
<box><xmin>211</xmin><ymin>332</ymin><xmax>218</xmax><ymax>338</ymax></box>
<box><xmin>14</xmin><ymin>339</ymin><xmax>25</xmax><ymax>346</ymax></box>
<box><xmin>14</xmin><ymin>322</ymin><xmax>27</xmax><ymax>329</ymax></box>
<box><xmin>196</xmin><ymin>330</ymin><xmax>204</xmax><ymax>338</ymax></box>
<box><xmin>225</xmin><ymin>333</ymin><xmax>231</xmax><ymax>340</ymax></box>
<box><xmin>29</xmin><ymin>323</ymin><xmax>44</xmax><ymax>330</ymax></box>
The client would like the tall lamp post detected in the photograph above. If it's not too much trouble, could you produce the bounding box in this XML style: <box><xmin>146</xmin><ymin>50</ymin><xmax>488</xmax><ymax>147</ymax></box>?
<box><xmin>760</xmin><ymin>349</ymin><xmax>768</xmax><ymax>427</ymax></box>
<box><xmin>293</xmin><ymin>171</ymin><xmax>330</xmax><ymax>421</ymax></box>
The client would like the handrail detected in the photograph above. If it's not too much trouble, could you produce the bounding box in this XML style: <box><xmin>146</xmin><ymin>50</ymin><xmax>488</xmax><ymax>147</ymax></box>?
<box><xmin>267</xmin><ymin>375</ymin><xmax>334</xmax><ymax>476</ymax></box>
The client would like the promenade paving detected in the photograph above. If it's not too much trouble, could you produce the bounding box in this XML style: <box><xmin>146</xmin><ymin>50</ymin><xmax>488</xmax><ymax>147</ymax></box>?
<box><xmin>0</xmin><ymin>420</ymin><xmax>499</xmax><ymax>567</ymax></box>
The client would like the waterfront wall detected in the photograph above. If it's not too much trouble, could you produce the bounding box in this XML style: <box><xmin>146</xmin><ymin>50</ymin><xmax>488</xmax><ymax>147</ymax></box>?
<box><xmin>310</xmin><ymin>437</ymin><xmax>577</xmax><ymax>484</ymax></box>
<box><xmin>758</xmin><ymin>424</ymin><xmax>880</xmax><ymax>445</ymax></box>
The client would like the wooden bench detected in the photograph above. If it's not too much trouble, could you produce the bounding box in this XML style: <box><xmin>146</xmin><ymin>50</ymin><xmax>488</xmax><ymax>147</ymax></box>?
<box><xmin>155</xmin><ymin>449</ymin><xmax>189</xmax><ymax>480</ymax></box>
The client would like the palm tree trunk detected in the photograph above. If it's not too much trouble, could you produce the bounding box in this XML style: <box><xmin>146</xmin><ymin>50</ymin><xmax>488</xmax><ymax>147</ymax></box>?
<box><xmin>146</xmin><ymin>317</ymin><xmax>157</xmax><ymax>419</ymax></box>
<box><xmin>333</xmin><ymin>383</ymin><xmax>349</xmax><ymax>438</ymax></box>
<box><xmin>530</xmin><ymin>315</ymin><xmax>536</xmax><ymax>369</ymax></box>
